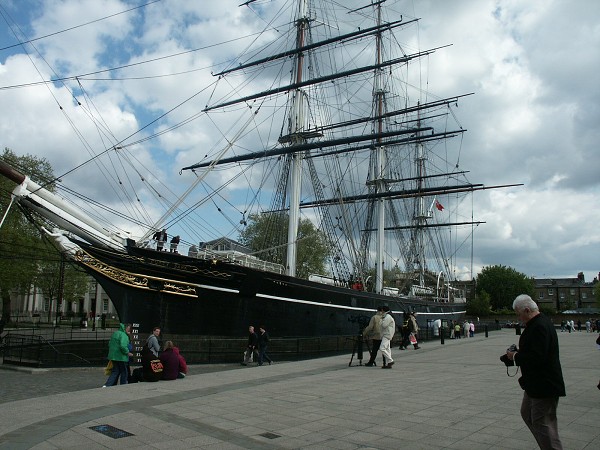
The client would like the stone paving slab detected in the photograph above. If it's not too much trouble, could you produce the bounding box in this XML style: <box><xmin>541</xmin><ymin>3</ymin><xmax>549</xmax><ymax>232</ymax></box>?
<box><xmin>1</xmin><ymin>329</ymin><xmax>599</xmax><ymax>449</ymax></box>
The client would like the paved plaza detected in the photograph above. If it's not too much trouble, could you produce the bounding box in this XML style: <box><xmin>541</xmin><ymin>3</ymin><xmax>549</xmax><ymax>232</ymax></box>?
<box><xmin>0</xmin><ymin>328</ymin><xmax>599</xmax><ymax>449</ymax></box>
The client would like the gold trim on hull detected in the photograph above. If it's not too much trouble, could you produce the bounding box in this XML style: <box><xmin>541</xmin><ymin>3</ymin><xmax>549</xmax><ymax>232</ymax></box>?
<box><xmin>74</xmin><ymin>250</ymin><xmax>202</xmax><ymax>297</ymax></box>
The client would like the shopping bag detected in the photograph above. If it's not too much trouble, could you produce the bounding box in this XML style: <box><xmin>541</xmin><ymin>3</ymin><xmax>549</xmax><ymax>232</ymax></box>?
<box><xmin>104</xmin><ymin>360</ymin><xmax>113</xmax><ymax>376</ymax></box>
<box><xmin>409</xmin><ymin>334</ymin><xmax>417</xmax><ymax>345</ymax></box>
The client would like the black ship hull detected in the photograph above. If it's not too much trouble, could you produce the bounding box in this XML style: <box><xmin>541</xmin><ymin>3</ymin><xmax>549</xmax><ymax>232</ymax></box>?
<box><xmin>73</xmin><ymin>242</ymin><xmax>465</xmax><ymax>336</ymax></box>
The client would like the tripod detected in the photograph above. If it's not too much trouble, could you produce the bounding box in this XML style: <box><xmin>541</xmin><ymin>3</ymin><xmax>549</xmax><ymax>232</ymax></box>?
<box><xmin>348</xmin><ymin>334</ymin><xmax>371</xmax><ymax>367</ymax></box>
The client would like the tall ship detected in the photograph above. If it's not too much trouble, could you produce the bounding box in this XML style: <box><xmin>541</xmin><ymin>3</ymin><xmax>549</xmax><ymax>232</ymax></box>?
<box><xmin>0</xmin><ymin>1</ymin><xmax>517</xmax><ymax>337</ymax></box>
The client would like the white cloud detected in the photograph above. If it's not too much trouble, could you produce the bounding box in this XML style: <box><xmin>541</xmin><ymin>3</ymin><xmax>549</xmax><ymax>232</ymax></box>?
<box><xmin>1</xmin><ymin>0</ymin><xmax>599</xmax><ymax>282</ymax></box>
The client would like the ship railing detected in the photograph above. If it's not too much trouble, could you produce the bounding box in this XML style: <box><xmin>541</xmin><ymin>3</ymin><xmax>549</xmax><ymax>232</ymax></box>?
<box><xmin>194</xmin><ymin>250</ymin><xmax>285</xmax><ymax>274</ymax></box>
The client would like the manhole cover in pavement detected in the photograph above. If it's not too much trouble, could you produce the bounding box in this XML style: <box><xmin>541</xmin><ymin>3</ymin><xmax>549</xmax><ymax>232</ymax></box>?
<box><xmin>89</xmin><ymin>424</ymin><xmax>134</xmax><ymax>439</ymax></box>
<box><xmin>258</xmin><ymin>432</ymin><xmax>281</xmax><ymax>439</ymax></box>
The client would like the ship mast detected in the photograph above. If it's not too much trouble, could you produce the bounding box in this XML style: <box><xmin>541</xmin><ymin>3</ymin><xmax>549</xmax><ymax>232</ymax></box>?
<box><xmin>414</xmin><ymin>136</ymin><xmax>428</xmax><ymax>288</ymax></box>
<box><xmin>373</xmin><ymin>3</ymin><xmax>386</xmax><ymax>294</ymax></box>
<box><xmin>286</xmin><ymin>0</ymin><xmax>309</xmax><ymax>277</ymax></box>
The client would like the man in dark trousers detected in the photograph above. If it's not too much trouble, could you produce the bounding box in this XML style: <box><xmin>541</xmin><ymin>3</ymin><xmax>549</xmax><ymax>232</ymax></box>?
<box><xmin>241</xmin><ymin>325</ymin><xmax>258</xmax><ymax>365</ymax></box>
<box><xmin>257</xmin><ymin>325</ymin><xmax>273</xmax><ymax>366</ymax></box>
<box><xmin>506</xmin><ymin>294</ymin><xmax>565</xmax><ymax>450</ymax></box>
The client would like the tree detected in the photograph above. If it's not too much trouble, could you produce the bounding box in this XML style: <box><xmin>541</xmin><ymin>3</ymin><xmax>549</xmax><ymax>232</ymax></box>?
<box><xmin>361</xmin><ymin>266</ymin><xmax>404</xmax><ymax>292</ymax></box>
<box><xmin>0</xmin><ymin>149</ymin><xmax>88</xmax><ymax>323</ymax></box>
<box><xmin>475</xmin><ymin>265</ymin><xmax>535</xmax><ymax>311</ymax></box>
<box><xmin>35</xmin><ymin>256</ymin><xmax>90</xmax><ymax>323</ymax></box>
<box><xmin>0</xmin><ymin>148</ymin><xmax>55</xmax><ymax>322</ymax></box>
<box><xmin>239</xmin><ymin>213</ymin><xmax>329</xmax><ymax>279</ymax></box>
<box><xmin>466</xmin><ymin>290</ymin><xmax>492</xmax><ymax>316</ymax></box>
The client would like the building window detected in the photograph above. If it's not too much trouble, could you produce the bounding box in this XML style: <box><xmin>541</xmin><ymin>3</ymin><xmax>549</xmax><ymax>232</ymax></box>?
<box><xmin>538</xmin><ymin>292</ymin><xmax>544</xmax><ymax>299</ymax></box>
<box><xmin>582</xmin><ymin>292</ymin><xmax>588</xmax><ymax>299</ymax></box>
<box><xmin>570</xmin><ymin>289</ymin><xmax>575</xmax><ymax>296</ymax></box>
<box><xmin>548</xmin><ymin>288</ymin><xmax>554</xmax><ymax>296</ymax></box>
<box><xmin>103</xmin><ymin>299</ymin><xmax>109</xmax><ymax>312</ymax></box>
<box><xmin>559</xmin><ymin>292</ymin><xmax>565</xmax><ymax>299</ymax></box>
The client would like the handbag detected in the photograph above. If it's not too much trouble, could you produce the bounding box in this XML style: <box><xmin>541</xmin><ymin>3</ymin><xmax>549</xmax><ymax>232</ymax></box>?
<box><xmin>104</xmin><ymin>360</ymin><xmax>113</xmax><ymax>376</ymax></box>
<box><xmin>150</xmin><ymin>359</ymin><xmax>164</xmax><ymax>374</ymax></box>
<box><xmin>409</xmin><ymin>333</ymin><xmax>417</xmax><ymax>345</ymax></box>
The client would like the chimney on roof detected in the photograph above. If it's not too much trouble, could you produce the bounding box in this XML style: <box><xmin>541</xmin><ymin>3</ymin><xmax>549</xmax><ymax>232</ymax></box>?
<box><xmin>577</xmin><ymin>272</ymin><xmax>585</xmax><ymax>282</ymax></box>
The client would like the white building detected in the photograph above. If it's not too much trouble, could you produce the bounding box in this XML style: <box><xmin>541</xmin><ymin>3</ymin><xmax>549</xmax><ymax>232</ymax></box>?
<box><xmin>5</xmin><ymin>276</ymin><xmax>117</xmax><ymax>321</ymax></box>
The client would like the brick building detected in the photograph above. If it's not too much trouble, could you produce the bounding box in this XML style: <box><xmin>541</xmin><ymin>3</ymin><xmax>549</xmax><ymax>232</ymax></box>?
<box><xmin>534</xmin><ymin>272</ymin><xmax>599</xmax><ymax>312</ymax></box>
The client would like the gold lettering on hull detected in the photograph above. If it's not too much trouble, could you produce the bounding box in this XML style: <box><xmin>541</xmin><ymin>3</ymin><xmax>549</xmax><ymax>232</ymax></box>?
<box><xmin>73</xmin><ymin>249</ymin><xmax>231</xmax><ymax>297</ymax></box>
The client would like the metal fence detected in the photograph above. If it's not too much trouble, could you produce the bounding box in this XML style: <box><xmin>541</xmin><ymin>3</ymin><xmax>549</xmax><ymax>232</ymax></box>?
<box><xmin>0</xmin><ymin>322</ymin><xmax>500</xmax><ymax>368</ymax></box>
<box><xmin>1</xmin><ymin>331</ymin><xmax>360</xmax><ymax>368</ymax></box>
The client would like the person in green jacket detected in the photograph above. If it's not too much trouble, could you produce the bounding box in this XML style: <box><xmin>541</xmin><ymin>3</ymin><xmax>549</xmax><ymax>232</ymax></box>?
<box><xmin>103</xmin><ymin>323</ymin><xmax>133</xmax><ymax>387</ymax></box>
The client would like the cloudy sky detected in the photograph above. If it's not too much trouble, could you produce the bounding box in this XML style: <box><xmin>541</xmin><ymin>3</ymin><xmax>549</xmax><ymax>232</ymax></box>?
<box><xmin>1</xmin><ymin>0</ymin><xmax>599</xmax><ymax>283</ymax></box>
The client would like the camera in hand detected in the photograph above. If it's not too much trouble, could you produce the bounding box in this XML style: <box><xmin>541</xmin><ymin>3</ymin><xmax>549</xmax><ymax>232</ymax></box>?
<box><xmin>500</xmin><ymin>344</ymin><xmax>517</xmax><ymax>367</ymax></box>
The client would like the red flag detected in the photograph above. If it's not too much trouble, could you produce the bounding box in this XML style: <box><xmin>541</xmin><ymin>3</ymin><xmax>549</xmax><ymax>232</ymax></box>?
<box><xmin>435</xmin><ymin>200</ymin><xmax>444</xmax><ymax>211</ymax></box>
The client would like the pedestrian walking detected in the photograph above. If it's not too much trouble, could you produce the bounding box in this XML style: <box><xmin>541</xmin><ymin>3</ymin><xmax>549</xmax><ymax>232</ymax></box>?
<box><xmin>407</xmin><ymin>311</ymin><xmax>420</xmax><ymax>349</ymax></box>
<box><xmin>363</xmin><ymin>306</ymin><xmax>385</xmax><ymax>366</ymax></box>
<box><xmin>241</xmin><ymin>325</ymin><xmax>258</xmax><ymax>365</ymax></box>
<box><xmin>505</xmin><ymin>295</ymin><xmax>565</xmax><ymax>449</ymax></box>
<box><xmin>379</xmin><ymin>306</ymin><xmax>395</xmax><ymax>368</ymax></box>
<box><xmin>257</xmin><ymin>325</ymin><xmax>273</xmax><ymax>366</ymax></box>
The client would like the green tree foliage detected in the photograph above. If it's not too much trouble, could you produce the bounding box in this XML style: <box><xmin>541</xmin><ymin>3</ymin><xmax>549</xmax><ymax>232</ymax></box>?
<box><xmin>0</xmin><ymin>148</ymin><xmax>88</xmax><ymax>322</ymax></box>
<box><xmin>361</xmin><ymin>266</ymin><xmax>403</xmax><ymax>292</ymax></box>
<box><xmin>466</xmin><ymin>290</ymin><xmax>491</xmax><ymax>316</ymax></box>
<box><xmin>239</xmin><ymin>213</ymin><xmax>329</xmax><ymax>279</ymax></box>
<box><xmin>0</xmin><ymin>149</ymin><xmax>55</xmax><ymax>321</ymax></box>
<box><xmin>475</xmin><ymin>264</ymin><xmax>535</xmax><ymax>311</ymax></box>
<box><xmin>539</xmin><ymin>304</ymin><xmax>556</xmax><ymax>315</ymax></box>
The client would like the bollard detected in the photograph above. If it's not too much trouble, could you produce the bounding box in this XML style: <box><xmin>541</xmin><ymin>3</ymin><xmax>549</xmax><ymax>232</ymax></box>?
<box><xmin>440</xmin><ymin>329</ymin><xmax>445</xmax><ymax>345</ymax></box>
<box><xmin>485</xmin><ymin>324</ymin><xmax>488</xmax><ymax>338</ymax></box>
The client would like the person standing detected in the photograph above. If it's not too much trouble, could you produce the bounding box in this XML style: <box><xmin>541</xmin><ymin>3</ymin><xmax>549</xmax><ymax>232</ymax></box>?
<box><xmin>362</xmin><ymin>307</ymin><xmax>385</xmax><ymax>366</ymax></box>
<box><xmin>399</xmin><ymin>317</ymin><xmax>410</xmax><ymax>350</ymax></box>
<box><xmin>463</xmin><ymin>320</ymin><xmax>470</xmax><ymax>338</ymax></box>
<box><xmin>407</xmin><ymin>311</ymin><xmax>420</xmax><ymax>349</ymax></box>
<box><xmin>469</xmin><ymin>321</ymin><xmax>475</xmax><ymax>338</ymax></box>
<box><xmin>454</xmin><ymin>322</ymin><xmax>462</xmax><ymax>339</ymax></box>
<box><xmin>147</xmin><ymin>326</ymin><xmax>161</xmax><ymax>357</ymax></box>
<box><xmin>379</xmin><ymin>306</ymin><xmax>395</xmax><ymax>369</ymax></box>
<box><xmin>506</xmin><ymin>294</ymin><xmax>565</xmax><ymax>450</ymax></box>
<box><xmin>170</xmin><ymin>235</ymin><xmax>180</xmax><ymax>253</ymax></box>
<box><xmin>124</xmin><ymin>323</ymin><xmax>134</xmax><ymax>382</ymax></box>
<box><xmin>153</xmin><ymin>228</ymin><xmax>167</xmax><ymax>251</ymax></box>
<box><xmin>257</xmin><ymin>325</ymin><xmax>273</xmax><ymax>366</ymax></box>
<box><xmin>241</xmin><ymin>325</ymin><xmax>258</xmax><ymax>365</ymax></box>
<box><xmin>103</xmin><ymin>323</ymin><xmax>133</xmax><ymax>387</ymax></box>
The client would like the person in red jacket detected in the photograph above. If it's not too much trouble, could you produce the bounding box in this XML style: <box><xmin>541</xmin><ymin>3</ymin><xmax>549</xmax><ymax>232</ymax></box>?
<box><xmin>160</xmin><ymin>341</ymin><xmax>187</xmax><ymax>380</ymax></box>
<box><xmin>173</xmin><ymin>346</ymin><xmax>188</xmax><ymax>378</ymax></box>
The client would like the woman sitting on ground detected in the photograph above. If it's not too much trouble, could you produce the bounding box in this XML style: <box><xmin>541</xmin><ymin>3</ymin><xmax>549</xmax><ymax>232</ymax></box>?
<box><xmin>159</xmin><ymin>340</ymin><xmax>187</xmax><ymax>380</ymax></box>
